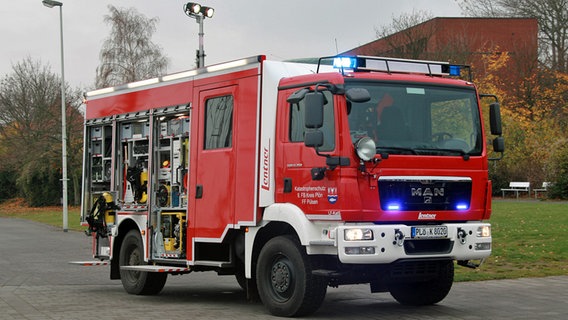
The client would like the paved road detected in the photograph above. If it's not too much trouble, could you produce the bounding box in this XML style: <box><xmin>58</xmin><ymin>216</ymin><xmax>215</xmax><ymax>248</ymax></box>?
<box><xmin>1</xmin><ymin>217</ymin><xmax>567</xmax><ymax>319</ymax></box>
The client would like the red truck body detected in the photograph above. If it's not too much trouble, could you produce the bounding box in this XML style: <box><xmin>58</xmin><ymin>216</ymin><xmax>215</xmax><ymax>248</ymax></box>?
<box><xmin>80</xmin><ymin>55</ymin><xmax>502</xmax><ymax>316</ymax></box>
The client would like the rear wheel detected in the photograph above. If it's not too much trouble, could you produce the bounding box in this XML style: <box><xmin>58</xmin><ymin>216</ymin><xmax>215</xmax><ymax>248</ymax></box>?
<box><xmin>256</xmin><ymin>235</ymin><xmax>327</xmax><ymax>317</ymax></box>
<box><xmin>388</xmin><ymin>260</ymin><xmax>454</xmax><ymax>306</ymax></box>
<box><xmin>119</xmin><ymin>230</ymin><xmax>167</xmax><ymax>295</ymax></box>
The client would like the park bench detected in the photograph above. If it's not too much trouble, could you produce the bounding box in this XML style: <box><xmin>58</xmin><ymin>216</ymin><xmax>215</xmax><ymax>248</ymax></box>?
<box><xmin>533</xmin><ymin>182</ymin><xmax>551</xmax><ymax>199</ymax></box>
<box><xmin>501</xmin><ymin>182</ymin><xmax>530</xmax><ymax>199</ymax></box>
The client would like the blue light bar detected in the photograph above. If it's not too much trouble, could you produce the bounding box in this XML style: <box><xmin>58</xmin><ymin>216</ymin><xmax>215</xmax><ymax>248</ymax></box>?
<box><xmin>449</xmin><ymin>65</ymin><xmax>461</xmax><ymax>76</ymax></box>
<box><xmin>333</xmin><ymin>57</ymin><xmax>357</xmax><ymax>69</ymax></box>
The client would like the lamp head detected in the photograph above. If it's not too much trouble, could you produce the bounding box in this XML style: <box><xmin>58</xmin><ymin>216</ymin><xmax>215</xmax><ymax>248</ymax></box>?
<box><xmin>185</xmin><ymin>2</ymin><xmax>201</xmax><ymax>15</ymax></box>
<box><xmin>184</xmin><ymin>2</ymin><xmax>214</xmax><ymax>18</ymax></box>
<box><xmin>201</xmin><ymin>6</ymin><xmax>214</xmax><ymax>18</ymax></box>
<box><xmin>42</xmin><ymin>0</ymin><xmax>63</xmax><ymax>8</ymax></box>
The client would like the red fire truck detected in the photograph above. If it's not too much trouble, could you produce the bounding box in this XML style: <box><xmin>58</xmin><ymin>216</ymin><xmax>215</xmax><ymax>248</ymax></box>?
<box><xmin>79</xmin><ymin>55</ymin><xmax>503</xmax><ymax>316</ymax></box>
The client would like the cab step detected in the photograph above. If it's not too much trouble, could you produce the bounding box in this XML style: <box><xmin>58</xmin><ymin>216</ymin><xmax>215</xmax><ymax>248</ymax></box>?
<box><xmin>69</xmin><ymin>260</ymin><xmax>109</xmax><ymax>266</ymax></box>
<box><xmin>120</xmin><ymin>265</ymin><xmax>191</xmax><ymax>273</ymax></box>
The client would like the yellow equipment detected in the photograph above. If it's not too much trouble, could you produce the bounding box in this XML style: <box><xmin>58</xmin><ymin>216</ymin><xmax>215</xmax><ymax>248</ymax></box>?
<box><xmin>86</xmin><ymin>192</ymin><xmax>118</xmax><ymax>237</ymax></box>
<box><xmin>160</xmin><ymin>212</ymin><xmax>186</xmax><ymax>252</ymax></box>
<box><xmin>102</xmin><ymin>192</ymin><xmax>116</xmax><ymax>225</ymax></box>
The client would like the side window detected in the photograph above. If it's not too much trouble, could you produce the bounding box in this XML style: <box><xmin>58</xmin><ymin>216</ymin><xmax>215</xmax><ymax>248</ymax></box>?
<box><xmin>289</xmin><ymin>91</ymin><xmax>335</xmax><ymax>151</ymax></box>
<box><xmin>204</xmin><ymin>95</ymin><xmax>233</xmax><ymax>149</ymax></box>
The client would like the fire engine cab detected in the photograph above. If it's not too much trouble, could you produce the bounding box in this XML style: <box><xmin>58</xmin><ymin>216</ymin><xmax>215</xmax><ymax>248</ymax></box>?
<box><xmin>79</xmin><ymin>55</ymin><xmax>503</xmax><ymax>316</ymax></box>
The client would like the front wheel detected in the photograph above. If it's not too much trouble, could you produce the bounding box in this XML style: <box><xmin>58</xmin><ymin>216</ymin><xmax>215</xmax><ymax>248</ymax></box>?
<box><xmin>388</xmin><ymin>260</ymin><xmax>454</xmax><ymax>306</ymax></box>
<box><xmin>256</xmin><ymin>235</ymin><xmax>327</xmax><ymax>317</ymax></box>
<box><xmin>119</xmin><ymin>230</ymin><xmax>167</xmax><ymax>295</ymax></box>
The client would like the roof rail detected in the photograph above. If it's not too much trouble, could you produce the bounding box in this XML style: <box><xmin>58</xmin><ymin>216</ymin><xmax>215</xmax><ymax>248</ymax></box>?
<box><xmin>317</xmin><ymin>55</ymin><xmax>472</xmax><ymax>81</ymax></box>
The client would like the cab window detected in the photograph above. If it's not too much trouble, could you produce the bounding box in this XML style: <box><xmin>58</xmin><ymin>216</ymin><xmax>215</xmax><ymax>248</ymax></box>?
<box><xmin>289</xmin><ymin>91</ymin><xmax>335</xmax><ymax>151</ymax></box>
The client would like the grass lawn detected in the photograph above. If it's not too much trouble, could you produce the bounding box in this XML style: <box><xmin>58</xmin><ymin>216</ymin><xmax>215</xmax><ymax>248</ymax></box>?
<box><xmin>1</xmin><ymin>198</ymin><xmax>566</xmax><ymax>282</ymax></box>
<box><xmin>455</xmin><ymin>200</ymin><xmax>568</xmax><ymax>281</ymax></box>
<box><xmin>0</xmin><ymin>199</ymin><xmax>83</xmax><ymax>232</ymax></box>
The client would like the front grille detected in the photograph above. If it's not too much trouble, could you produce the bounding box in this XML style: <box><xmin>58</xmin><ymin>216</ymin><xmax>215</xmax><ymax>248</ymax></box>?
<box><xmin>390</xmin><ymin>260</ymin><xmax>444</xmax><ymax>279</ymax></box>
<box><xmin>378</xmin><ymin>177</ymin><xmax>472</xmax><ymax>211</ymax></box>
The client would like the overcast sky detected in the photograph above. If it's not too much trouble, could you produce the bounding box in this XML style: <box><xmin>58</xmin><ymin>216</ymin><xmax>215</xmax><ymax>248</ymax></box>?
<box><xmin>0</xmin><ymin>0</ymin><xmax>463</xmax><ymax>90</ymax></box>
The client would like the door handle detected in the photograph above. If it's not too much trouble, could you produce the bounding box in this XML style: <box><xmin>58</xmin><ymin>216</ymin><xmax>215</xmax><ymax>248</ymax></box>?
<box><xmin>195</xmin><ymin>185</ymin><xmax>203</xmax><ymax>199</ymax></box>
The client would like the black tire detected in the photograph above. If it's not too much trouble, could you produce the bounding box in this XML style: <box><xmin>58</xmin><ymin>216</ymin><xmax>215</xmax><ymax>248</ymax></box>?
<box><xmin>119</xmin><ymin>230</ymin><xmax>167</xmax><ymax>295</ymax></box>
<box><xmin>234</xmin><ymin>260</ymin><xmax>247</xmax><ymax>290</ymax></box>
<box><xmin>256</xmin><ymin>235</ymin><xmax>327</xmax><ymax>317</ymax></box>
<box><xmin>388</xmin><ymin>260</ymin><xmax>454</xmax><ymax>306</ymax></box>
<box><xmin>235</xmin><ymin>260</ymin><xmax>260</xmax><ymax>301</ymax></box>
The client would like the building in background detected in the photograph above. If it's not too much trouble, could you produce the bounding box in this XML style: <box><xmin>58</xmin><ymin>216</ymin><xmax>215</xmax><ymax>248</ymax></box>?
<box><xmin>343</xmin><ymin>17</ymin><xmax>538</xmax><ymax>78</ymax></box>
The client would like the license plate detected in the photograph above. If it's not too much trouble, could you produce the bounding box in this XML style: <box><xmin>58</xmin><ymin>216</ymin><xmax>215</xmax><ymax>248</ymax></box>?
<box><xmin>411</xmin><ymin>226</ymin><xmax>448</xmax><ymax>239</ymax></box>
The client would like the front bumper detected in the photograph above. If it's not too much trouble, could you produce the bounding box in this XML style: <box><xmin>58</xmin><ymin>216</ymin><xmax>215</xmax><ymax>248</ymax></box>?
<box><xmin>336</xmin><ymin>223</ymin><xmax>491</xmax><ymax>264</ymax></box>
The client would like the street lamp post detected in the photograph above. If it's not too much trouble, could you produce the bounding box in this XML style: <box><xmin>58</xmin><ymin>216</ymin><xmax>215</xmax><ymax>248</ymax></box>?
<box><xmin>184</xmin><ymin>2</ymin><xmax>215</xmax><ymax>68</ymax></box>
<box><xmin>42</xmin><ymin>0</ymin><xmax>68</xmax><ymax>232</ymax></box>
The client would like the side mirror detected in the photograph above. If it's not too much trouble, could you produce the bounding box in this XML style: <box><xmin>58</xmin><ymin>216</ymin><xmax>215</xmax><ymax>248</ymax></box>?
<box><xmin>287</xmin><ymin>88</ymin><xmax>310</xmax><ymax>104</ymax></box>
<box><xmin>489</xmin><ymin>102</ymin><xmax>502</xmax><ymax>136</ymax></box>
<box><xmin>346</xmin><ymin>88</ymin><xmax>371</xmax><ymax>103</ymax></box>
<box><xmin>493</xmin><ymin>136</ymin><xmax>505</xmax><ymax>153</ymax></box>
<box><xmin>304</xmin><ymin>92</ymin><xmax>324</xmax><ymax>129</ymax></box>
<box><xmin>304</xmin><ymin>130</ymin><xmax>324</xmax><ymax>148</ymax></box>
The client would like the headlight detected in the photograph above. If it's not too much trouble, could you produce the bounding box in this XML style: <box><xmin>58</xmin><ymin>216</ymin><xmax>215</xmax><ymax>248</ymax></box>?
<box><xmin>355</xmin><ymin>137</ymin><xmax>376</xmax><ymax>161</ymax></box>
<box><xmin>344</xmin><ymin>228</ymin><xmax>374</xmax><ymax>241</ymax></box>
<box><xmin>477</xmin><ymin>225</ymin><xmax>491</xmax><ymax>237</ymax></box>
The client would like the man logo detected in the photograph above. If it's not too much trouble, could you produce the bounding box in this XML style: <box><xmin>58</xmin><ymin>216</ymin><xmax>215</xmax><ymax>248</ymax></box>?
<box><xmin>411</xmin><ymin>187</ymin><xmax>444</xmax><ymax>197</ymax></box>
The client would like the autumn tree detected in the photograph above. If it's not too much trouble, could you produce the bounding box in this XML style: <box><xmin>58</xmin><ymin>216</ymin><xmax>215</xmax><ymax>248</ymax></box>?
<box><xmin>459</xmin><ymin>0</ymin><xmax>568</xmax><ymax>73</ymax></box>
<box><xmin>546</xmin><ymin>138</ymin><xmax>568</xmax><ymax>198</ymax></box>
<box><xmin>95</xmin><ymin>5</ymin><xmax>169</xmax><ymax>88</ymax></box>
<box><xmin>0</xmin><ymin>58</ymin><xmax>84</xmax><ymax>206</ymax></box>
<box><xmin>473</xmin><ymin>47</ymin><xmax>568</xmax><ymax>197</ymax></box>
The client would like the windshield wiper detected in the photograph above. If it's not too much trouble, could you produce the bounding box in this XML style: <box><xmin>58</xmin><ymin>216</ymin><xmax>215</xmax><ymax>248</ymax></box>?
<box><xmin>377</xmin><ymin>146</ymin><xmax>470</xmax><ymax>160</ymax></box>
<box><xmin>376</xmin><ymin>146</ymin><xmax>418</xmax><ymax>155</ymax></box>
<box><xmin>413</xmin><ymin>147</ymin><xmax>471</xmax><ymax>160</ymax></box>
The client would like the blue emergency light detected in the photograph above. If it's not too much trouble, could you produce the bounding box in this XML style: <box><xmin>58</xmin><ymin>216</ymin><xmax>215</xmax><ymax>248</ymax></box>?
<box><xmin>449</xmin><ymin>65</ymin><xmax>462</xmax><ymax>76</ymax></box>
<box><xmin>333</xmin><ymin>57</ymin><xmax>358</xmax><ymax>69</ymax></box>
<box><xmin>456</xmin><ymin>203</ymin><xmax>469</xmax><ymax>210</ymax></box>
<box><xmin>386</xmin><ymin>202</ymin><xmax>401</xmax><ymax>211</ymax></box>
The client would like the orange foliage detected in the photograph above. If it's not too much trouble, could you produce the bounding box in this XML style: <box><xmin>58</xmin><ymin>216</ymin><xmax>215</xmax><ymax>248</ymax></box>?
<box><xmin>473</xmin><ymin>48</ymin><xmax>568</xmax><ymax>185</ymax></box>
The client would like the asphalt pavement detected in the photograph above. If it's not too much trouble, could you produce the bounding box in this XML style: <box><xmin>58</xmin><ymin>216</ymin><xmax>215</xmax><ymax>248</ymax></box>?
<box><xmin>1</xmin><ymin>217</ymin><xmax>567</xmax><ymax>319</ymax></box>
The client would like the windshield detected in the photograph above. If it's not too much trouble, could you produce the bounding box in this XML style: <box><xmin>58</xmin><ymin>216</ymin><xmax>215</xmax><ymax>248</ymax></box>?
<box><xmin>346</xmin><ymin>82</ymin><xmax>482</xmax><ymax>156</ymax></box>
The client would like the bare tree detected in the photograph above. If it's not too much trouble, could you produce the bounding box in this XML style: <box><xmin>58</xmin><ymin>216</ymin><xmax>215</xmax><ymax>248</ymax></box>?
<box><xmin>95</xmin><ymin>5</ymin><xmax>169</xmax><ymax>88</ymax></box>
<box><xmin>459</xmin><ymin>0</ymin><xmax>507</xmax><ymax>17</ymax></box>
<box><xmin>374</xmin><ymin>10</ymin><xmax>435</xmax><ymax>59</ymax></box>
<box><xmin>459</xmin><ymin>0</ymin><xmax>568</xmax><ymax>72</ymax></box>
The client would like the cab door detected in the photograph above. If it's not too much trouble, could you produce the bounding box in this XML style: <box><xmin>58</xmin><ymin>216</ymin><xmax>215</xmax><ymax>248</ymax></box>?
<box><xmin>276</xmin><ymin>89</ymin><xmax>342</xmax><ymax>218</ymax></box>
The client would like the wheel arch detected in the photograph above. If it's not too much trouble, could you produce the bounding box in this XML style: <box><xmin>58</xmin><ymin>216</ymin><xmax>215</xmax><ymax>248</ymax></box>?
<box><xmin>245</xmin><ymin>203</ymin><xmax>323</xmax><ymax>279</ymax></box>
<box><xmin>255</xmin><ymin>220</ymin><xmax>297</xmax><ymax>254</ymax></box>
<box><xmin>110</xmin><ymin>218</ymin><xmax>143</xmax><ymax>280</ymax></box>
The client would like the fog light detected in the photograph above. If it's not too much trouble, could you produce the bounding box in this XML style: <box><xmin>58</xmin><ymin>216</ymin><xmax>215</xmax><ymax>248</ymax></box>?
<box><xmin>344</xmin><ymin>228</ymin><xmax>373</xmax><ymax>241</ymax></box>
<box><xmin>345</xmin><ymin>246</ymin><xmax>376</xmax><ymax>255</ymax></box>
<box><xmin>477</xmin><ymin>225</ymin><xmax>491</xmax><ymax>237</ymax></box>
<box><xmin>475</xmin><ymin>242</ymin><xmax>491</xmax><ymax>250</ymax></box>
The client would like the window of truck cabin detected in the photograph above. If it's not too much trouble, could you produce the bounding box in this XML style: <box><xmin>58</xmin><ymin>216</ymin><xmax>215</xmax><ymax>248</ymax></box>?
<box><xmin>289</xmin><ymin>90</ymin><xmax>335</xmax><ymax>152</ymax></box>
